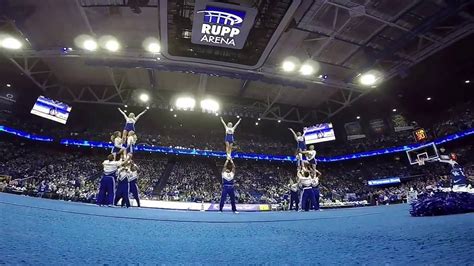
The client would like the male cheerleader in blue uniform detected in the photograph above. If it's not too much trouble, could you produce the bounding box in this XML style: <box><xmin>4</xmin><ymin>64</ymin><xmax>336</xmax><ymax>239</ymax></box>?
<box><xmin>117</xmin><ymin>107</ymin><xmax>147</xmax><ymax>141</ymax></box>
<box><xmin>289</xmin><ymin>128</ymin><xmax>306</xmax><ymax>168</ymax></box>
<box><xmin>298</xmin><ymin>166</ymin><xmax>317</xmax><ymax>211</ymax></box>
<box><xmin>128</xmin><ymin>163</ymin><xmax>140</xmax><ymax>207</ymax></box>
<box><xmin>288</xmin><ymin>179</ymin><xmax>299</xmax><ymax>211</ymax></box>
<box><xmin>220</xmin><ymin>117</ymin><xmax>242</xmax><ymax>160</ymax></box>
<box><xmin>97</xmin><ymin>154</ymin><xmax>130</xmax><ymax>206</ymax></box>
<box><xmin>219</xmin><ymin>159</ymin><xmax>238</xmax><ymax>213</ymax></box>
<box><xmin>311</xmin><ymin>168</ymin><xmax>322</xmax><ymax>210</ymax></box>
<box><xmin>115</xmin><ymin>164</ymin><xmax>131</xmax><ymax>208</ymax></box>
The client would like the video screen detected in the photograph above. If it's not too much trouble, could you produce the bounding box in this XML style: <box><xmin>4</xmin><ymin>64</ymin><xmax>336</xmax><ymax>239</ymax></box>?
<box><xmin>303</xmin><ymin>123</ymin><xmax>336</xmax><ymax>144</ymax></box>
<box><xmin>30</xmin><ymin>96</ymin><xmax>71</xmax><ymax>124</ymax></box>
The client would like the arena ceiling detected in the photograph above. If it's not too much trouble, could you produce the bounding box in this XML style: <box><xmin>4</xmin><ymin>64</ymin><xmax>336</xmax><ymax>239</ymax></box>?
<box><xmin>0</xmin><ymin>0</ymin><xmax>473</xmax><ymax>123</ymax></box>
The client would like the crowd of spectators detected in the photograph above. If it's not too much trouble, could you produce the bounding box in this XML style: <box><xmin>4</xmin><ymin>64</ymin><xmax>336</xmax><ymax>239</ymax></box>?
<box><xmin>0</xmin><ymin>141</ymin><xmax>167</xmax><ymax>202</ymax></box>
<box><xmin>0</xmin><ymin>139</ymin><xmax>472</xmax><ymax>206</ymax></box>
<box><xmin>157</xmin><ymin>144</ymin><xmax>472</xmax><ymax>206</ymax></box>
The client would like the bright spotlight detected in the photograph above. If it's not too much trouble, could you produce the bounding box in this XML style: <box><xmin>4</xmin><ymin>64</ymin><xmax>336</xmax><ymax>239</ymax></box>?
<box><xmin>74</xmin><ymin>35</ymin><xmax>97</xmax><ymax>51</ymax></box>
<box><xmin>176</xmin><ymin>96</ymin><xmax>196</xmax><ymax>110</ymax></box>
<box><xmin>466</xmin><ymin>80</ymin><xmax>471</xmax><ymax>84</ymax></box>
<box><xmin>258</xmin><ymin>118</ymin><xmax>261</xmax><ymax>121</ymax></box>
<box><xmin>356</xmin><ymin>116</ymin><xmax>361</xmax><ymax>120</ymax></box>
<box><xmin>359</xmin><ymin>73</ymin><xmax>377</xmax><ymax>86</ymax></box>
<box><xmin>281</xmin><ymin>56</ymin><xmax>300</xmax><ymax>72</ymax></box>
<box><xmin>83</xmin><ymin>39</ymin><xmax>97</xmax><ymax>51</ymax></box>
<box><xmin>282</xmin><ymin>61</ymin><xmax>296</xmax><ymax>72</ymax></box>
<box><xmin>359</xmin><ymin>70</ymin><xmax>383</xmax><ymax>86</ymax></box>
<box><xmin>255</xmin><ymin>122</ymin><xmax>259</xmax><ymax>126</ymax></box>
<box><xmin>299</xmin><ymin>64</ymin><xmax>314</xmax><ymax>76</ymax></box>
<box><xmin>139</xmin><ymin>93</ymin><xmax>150</xmax><ymax>102</ymax></box>
<box><xmin>105</xmin><ymin>40</ymin><xmax>120</xmax><ymax>52</ymax></box>
<box><xmin>1</xmin><ymin>37</ymin><xmax>22</xmax><ymax>50</ymax></box>
<box><xmin>392</xmin><ymin>108</ymin><xmax>397</xmax><ymax>112</ymax></box>
<box><xmin>99</xmin><ymin>35</ymin><xmax>120</xmax><ymax>52</ymax></box>
<box><xmin>200</xmin><ymin>99</ymin><xmax>220</xmax><ymax>113</ymax></box>
<box><xmin>278</xmin><ymin>119</ymin><xmax>281</xmax><ymax>123</ymax></box>
<box><xmin>147</xmin><ymin>43</ymin><xmax>160</xmax><ymax>53</ymax></box>
<box><xmin>6</xmin><ymin>84</ymin><xmax>11</xmax><ymax>87</ymax></box>
<box><xmin>143</xmin><ymin>37</ymin><xmax>161</xmax><ymax>53</ymax></box>
<box><xmin>299</xmin><ymin>60</ymin><xmax>319</xmax><ymax>76</ymax></box>
<box><xmin>173</xmin><ymin>114</ymin><xmax>177</xmax><ymax>117</ymax></box>
<box><xmin>426</xmin><ymin>97</ymin><xmax>432</xmax><ymax>101</ymax></box>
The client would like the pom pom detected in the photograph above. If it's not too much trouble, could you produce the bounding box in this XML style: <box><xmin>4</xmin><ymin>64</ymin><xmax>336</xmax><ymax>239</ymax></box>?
<box><xmin>410</xmin><ymin>191</ymin><xmax>474</xmax><ymax>217</ymax></box>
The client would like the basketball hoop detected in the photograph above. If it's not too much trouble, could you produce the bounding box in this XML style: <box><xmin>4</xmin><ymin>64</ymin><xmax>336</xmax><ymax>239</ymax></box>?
<box><xmin>416</xmin><ymin>159</ymin><xmax>425</xmax><ymax>166</ymax></box>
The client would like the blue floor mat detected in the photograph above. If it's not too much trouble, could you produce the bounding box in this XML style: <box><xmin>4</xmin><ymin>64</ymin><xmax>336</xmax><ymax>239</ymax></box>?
<box><xmin>0</xmin><ymin>193</ymin><xmax>473</xmax><ymax>265</ymax></box>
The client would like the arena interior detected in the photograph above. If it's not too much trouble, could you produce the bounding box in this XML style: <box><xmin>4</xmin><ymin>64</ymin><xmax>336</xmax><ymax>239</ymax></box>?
<box><xmin>0</xmin><ymin>0</ymin><xmax>473</xmax><ymax>264</ymax></box>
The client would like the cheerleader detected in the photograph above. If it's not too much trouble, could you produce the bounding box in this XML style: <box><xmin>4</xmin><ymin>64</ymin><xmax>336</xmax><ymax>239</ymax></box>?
<box><xmin>128</xmin><ymin>164</ymin><xmax>140</xmax><ymax>207</ymax></box>
<box><xmin>219</xmin><ymin>159</ymin><xmax>238</xmax><ymax>213</ymax></box>
<box><xmin>117</xmin><ymin>107</ymin><xmax>147</xmax><ymax>141</ymax></box>
<box><xmin>288</xmin><ymin>179</ymin><xmax>299</xmax><ymax>211</ymax></box>
<box><xmin>311</xmin><ymin>168</ymin><xmax>322</xmax><ymax>210</ymax></box>
<box><xmin>115</xmin><ymin>165</ymin><xmax>131</xmax><ymax>208</ymax></box>
<box><xmin>298</xmin><ymin>167</ymin><xmax>316</xmax><ymax>212</ymax></box>
<box><xmin>300</xmin><ymin>145</ymin><xmax>317</xmax><ymax>172</ymax></box>
<box><xmin>289</xmin><ymin>128</ymin><xmax>306</xmax><ymax>167</ymax></box>
<box><xmin>111</xmin><ymin>131</ymin><xmax>125</xmax><ymax>160</ymax></box>
<box><xmin>220</xmin><ymin>117</ymin><xmax>242</xmax><ymax>159</ymax></box>
<box><xmin>97</xmin><ymin>154</ymin><xmax>129</xmax><ymax>206</ymax></box>
<box><xmin>125</xmin><ymin>131</ymin><xmax>138</xmax><ymax>158</ymax></box>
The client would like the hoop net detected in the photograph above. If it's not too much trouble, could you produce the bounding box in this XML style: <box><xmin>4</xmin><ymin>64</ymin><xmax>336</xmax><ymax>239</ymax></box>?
<box><xmin>416</xmin><ymin>152</ymin><xmax>428</xmax><ymax>166</ymax></box>
<box><xmin>416</xmin><ymin>159</ymin><xmax>426</xmax><ymax>166</ymax></box>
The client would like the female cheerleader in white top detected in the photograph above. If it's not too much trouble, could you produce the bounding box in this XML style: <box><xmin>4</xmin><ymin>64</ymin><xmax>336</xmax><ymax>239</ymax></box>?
<box><xmin>300</xmin><ymin>145</ymin><xmax>317</xmax><ymax>172</ymax></box>
<box><xmin>111</xmin><ymin>131</ymin><xmax>125</xmax><ymax>160</ymax></box>
<box><xmin>125</xmin><ymin>131</ymin><xmax>138</xmax><ymax>159</ymax></box>
<box><xmin>220</xmin><ymin>117</ymin><xmax>242</xmax><ymax>159</ymax></box>
<box><xmin>117</xmin><ymin>107</ymin><xmax>147</xmax><ymax>141</ymax></box>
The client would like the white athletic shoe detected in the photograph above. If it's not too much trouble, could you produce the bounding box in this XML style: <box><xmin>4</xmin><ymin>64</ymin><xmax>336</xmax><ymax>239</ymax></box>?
<box><xmin>233</xmin><ymin>211</ymin><xmax>239</xmax><ymax>214</ymax></box>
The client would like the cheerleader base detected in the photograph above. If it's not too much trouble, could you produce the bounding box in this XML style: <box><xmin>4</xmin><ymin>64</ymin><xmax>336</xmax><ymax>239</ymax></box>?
<box><xmin>410</xmin><ymin>190</ymin><xmax>474</xmax><ymax>217</ymax></box>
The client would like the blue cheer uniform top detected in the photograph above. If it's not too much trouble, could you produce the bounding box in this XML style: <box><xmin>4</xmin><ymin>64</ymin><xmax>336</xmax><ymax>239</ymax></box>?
<box><xmin>124</xmin><ymin>117</ymin><xmax>137</xmax><ymax>131</ymax></box>
<box><xmin>451</xmin><ymin>163</ymin><xmax>467</xmax><ymax>187</ymax></box>
<box><xmin>129</xmin><ymin>170</ymin><xmax>138</xmax><ymax>182</ymax></box>
<box><xmin>224</xmin><ymin>126</ymin><xmax>235</xmax><ymax>143</ymax></box>
<box><xmin>222</xmin><ymin>171</ymin><xmax>235</xmax><ymax>186</ymax></box>
<box><xmin>117</xmin><ymin>168</ymin><xmax>129</xmax><ymax>182</ymax></box>
<box><xmin>297</xmin><ymin>135</ymin><xmax>306</xmax><ymax>150</ymax></box>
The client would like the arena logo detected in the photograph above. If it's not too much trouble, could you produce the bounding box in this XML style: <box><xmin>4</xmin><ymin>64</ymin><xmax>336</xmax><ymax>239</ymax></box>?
<box><xmin>196</xmin><ymin>7</ymin><xmax>245</xmax><ymax>47</ymax></box>
<box><xmin>191</xmin><ymin>1</ymin><xmax>257</xmax><ymax>49</ymax></box>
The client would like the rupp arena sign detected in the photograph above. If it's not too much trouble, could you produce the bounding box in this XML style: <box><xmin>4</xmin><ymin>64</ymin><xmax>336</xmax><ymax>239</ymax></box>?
<box><xmin>191</xmin><ymin>0</ymin><xmax>257</xmax><ymax>49</ymax></box>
